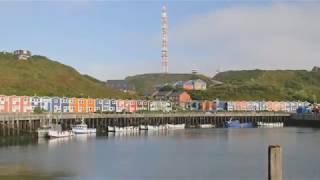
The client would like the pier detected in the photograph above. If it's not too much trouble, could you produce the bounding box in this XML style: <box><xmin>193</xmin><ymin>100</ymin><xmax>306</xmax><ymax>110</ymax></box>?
<box><xmin>0</xmin><ymin>112</ymin><xmax>290</xmax><ymax>136</ymax></box>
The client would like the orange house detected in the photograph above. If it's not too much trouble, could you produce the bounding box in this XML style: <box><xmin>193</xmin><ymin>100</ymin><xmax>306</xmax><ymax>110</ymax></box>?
<box><xmin>87</xmin><ymin>98</ymin><xmax>95</xmax><ymax>113</ymax></box>
<box><xmin>78</xmin><ymin>98</ymin><xmax>87</xmax><ymax>113</ymax></box>
<box><xmin>168</xmin><ymin>91</ymin><xmax>191</xmax><ymax>108</ymax></box>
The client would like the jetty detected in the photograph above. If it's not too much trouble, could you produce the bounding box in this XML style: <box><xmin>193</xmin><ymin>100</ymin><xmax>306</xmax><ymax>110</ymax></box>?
<box><xmin>0</xmin><ymin>112</ymin><xmax>291</xmax><ymax>136</ymax></box>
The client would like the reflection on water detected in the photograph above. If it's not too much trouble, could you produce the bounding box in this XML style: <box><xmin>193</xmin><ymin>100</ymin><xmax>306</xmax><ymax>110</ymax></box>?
<box><xmin>1</xmin><ymin>128</ymin><xmax>320</xmax><ymax>179</ymax></box>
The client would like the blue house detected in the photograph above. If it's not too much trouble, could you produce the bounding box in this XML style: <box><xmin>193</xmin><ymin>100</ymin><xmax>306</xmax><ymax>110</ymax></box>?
<box><xmin>110</xmin><ymin>99</ymin><xmax>117</xmax><ymax>112</ymax></box>
<box><xmin>95</xmin><ymin>98</ymin><xmax>103</xmax><ymax>112</ymax></box>
<box><xmin>31</xmin><ymin>96</ymin><xmax>41</xmax><ymax>111</ymax></box>
<box><xmin>51</xmin><ymin>97</ymin><xmax>61</xmax><ymax>113</ymax></box>
<box><xmin>61</xmin><ymin>97</ymin><xmax>69</xmax><ymax>112</ymax></box>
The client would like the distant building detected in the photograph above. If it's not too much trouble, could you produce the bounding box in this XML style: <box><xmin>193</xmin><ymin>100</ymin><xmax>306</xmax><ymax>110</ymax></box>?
<box><xmin>13</xmin><ymin>50</ymin><xmax>32</xmax><ymax>60</ymax></box>
<box><xmin>152</xmin><ymin>90</ymin><xmax>191</xmax><ymax>108</ymax></box>
<box><xmin>168</xmin><ymin>91</ymin><xmax>191</xmax><ymax>108</ymax></box>
<box><xmin>106</xmin><ymin>80</ymin><xmax>135</xmax><ymax>92</ymax></box>
<box><xmin>174</xmin><ymin>79</ymin><xmax>207</xmax><ymax>91</ymax></box>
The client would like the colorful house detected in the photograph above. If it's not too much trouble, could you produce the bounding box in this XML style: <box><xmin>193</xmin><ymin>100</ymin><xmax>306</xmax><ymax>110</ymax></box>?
<box><xmin>110</xmin><ymin>99</ymin><xmax>117</xmax><ymax>112</ymax></box>
<box><xmin>61</xmin><ymin>97</ymin><xmax>69</xmax><ymax>113</ymax></box>
<box><xmin>31</xmin><ymin>96</ymin><xmax>41</xmax><ymax>111</ymax></box>
<box><xmin>102</xmin><ymin>99</ymin><xmax>111</xmax><ymax>112</ymax></box>
<box><xmin>68</xmin><ymin>98</ymin><xmax>78</xmax><ymax>113</ymax></box>
<box><xmin>10</xmin><ymin>96</ymin><xmax>21</xmax><ymax>113</ymax></box>
<box><xmin>168</xmin><ymin>91</ymin><xmax>191</xmax><ymax>108</ymax></box>
<box><xmin>40</xmin><ymin>97</ymin><xmax>52</xmax><ymax>112</ymax></box>
<box><xmin>192</xmin><ymin>79</ymin><xmax>207</xmax><ymax>90</ymax></box>
<box><xmin>87</xmin><ymin>98</ymin><xmax>95</xmax><ymax>113</ymax></box>
<box><xmin>116</xmin><ymin>100</ymin><xmax>125</xmax><ymax>113</ymax></box>
<box><xmin>0</xmin><ymin>95</ymin><xmax>9</xmax><ymax>112</ymax></box>
<box><xmin>95</xmin><ymin>98</ymin><xmax>103</xmax><ymax>112</ymax></box>
<box><xmin>78</xmin><ymin>98</ymin><xmax>87</xmax><ymax>113</ymax></box>
<box><xmin>52</xmin><ymin>97</ymin><xmax>61</xmax><ymax>113</ymax></box>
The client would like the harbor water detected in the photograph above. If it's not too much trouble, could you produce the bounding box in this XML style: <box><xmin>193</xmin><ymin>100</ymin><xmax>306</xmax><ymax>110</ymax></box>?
<box><xmin>1</xmin><ymin>127</ymin><xmax>320</xmax><ymax>179</ymax></box>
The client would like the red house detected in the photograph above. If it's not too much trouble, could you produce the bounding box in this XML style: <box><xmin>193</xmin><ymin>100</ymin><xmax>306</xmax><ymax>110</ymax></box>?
<box><xmin>168</xmin><ymin>91</ymin><xmax>191</xmax><ymax>108</ymax></box>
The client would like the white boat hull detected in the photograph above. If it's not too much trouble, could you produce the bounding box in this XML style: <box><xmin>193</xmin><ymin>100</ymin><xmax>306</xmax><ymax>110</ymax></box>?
<box><xmin>167</xmin><ymin>124</ymin><xmax>185</xmax><ymax>129</ymax></box>
<box><xmin>199</xmin><ymin>124</ymin><xmax>215</xmax><ymax>128</ymax></box>
<box><xmin>72</xmin><ymin>128</ymin><xmax>96</xmax><ymax>134</ymax></box>
<box><xmin>257</xmin><ymin>122</ymin><xmax>284</xmax><ymax>127</ymax></box>
<box><xmin>48</xmin><ymin>130</ymin><xmax>74</xmax><ymax>138</ymax></box>
<box><xmin>114</xmin><ymin>126</ymin><xmax>139</xmax><ymax>132</ymax></box>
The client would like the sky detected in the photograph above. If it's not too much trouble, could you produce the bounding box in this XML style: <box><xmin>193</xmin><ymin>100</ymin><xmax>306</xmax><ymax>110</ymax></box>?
<box><xmin>0</xmin><ymin>0</ymin><xmax>319</xmax><ymax>80</ymax></box>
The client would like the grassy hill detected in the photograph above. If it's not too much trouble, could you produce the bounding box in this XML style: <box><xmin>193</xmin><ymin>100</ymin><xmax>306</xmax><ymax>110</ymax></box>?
<box><xmin>196</xmin><ymin>69</ymin><xmax>320</xmax><ymax>101</ymax></box>
<box><xmin>0</xmin><ymin>52</ymin><xmax>128</xmax><ymax>98</ymax></box>
<box><xmin>125</xmin><ymin>73</ymin><xmax>217</xmax><ymax>95</ymax></box>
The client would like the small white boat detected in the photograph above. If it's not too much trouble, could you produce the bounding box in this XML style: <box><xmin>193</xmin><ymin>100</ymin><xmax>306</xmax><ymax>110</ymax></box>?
<box><xmin>147</xmin><ymin>125</ymin><xmax>159</xmax><ymax>131</ymax></box>
<box><xmin>167</xmin><ymin>124</ymin><xmax>185</xmax><ymax>129</ymax></box>
<box><xmin>257</xmin><ymin>122</ymin><xmax>284</xmax><ymax>128</ymax></box>
<box><xmin>139</xmin><ymin>125</ymin><xmax>148</xmax><ymax>130</ymax></box>
<box><xmin>72</xmin><ymin>119</ymin><xmax>96</xmax><ymax>134</ymax></box>
<box><xmin>113</xmin><ymin>126</ymin><xmax>138</xmax><ymax>132</ymax></box>
<box><xmin>199</xmin><ymin>124</ymin><xmax>215</xmax><ymax>128</ymax></box>
<box><xmin>107</xmin><ymin>126</ymin><xmax>116</xmax><ymax>132</ymax></box>
<box><xmin>48</xmin><ymin>129</ymin><xmax>74</xmax><ymax>138</ymax></box>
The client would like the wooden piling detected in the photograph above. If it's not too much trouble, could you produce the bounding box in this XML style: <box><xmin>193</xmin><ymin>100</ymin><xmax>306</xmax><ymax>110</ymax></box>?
<box><xmin>268</xmin><ymin>145</ymin><xmax>282</xmax><ymax>180</ymax></box>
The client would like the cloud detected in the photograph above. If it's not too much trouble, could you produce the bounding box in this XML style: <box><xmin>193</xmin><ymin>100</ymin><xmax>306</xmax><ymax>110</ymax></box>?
<box><xmin>170</xmin><ymin>3</ymin><xmax>320</xmax><ymax>76</ymax></box>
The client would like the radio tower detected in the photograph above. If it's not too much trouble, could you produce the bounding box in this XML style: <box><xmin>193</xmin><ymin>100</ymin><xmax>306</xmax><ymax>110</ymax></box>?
<box><xmin>161</xmin><ymin>5</ymin><xmax>168</xmax><ymax>73</ymax></box>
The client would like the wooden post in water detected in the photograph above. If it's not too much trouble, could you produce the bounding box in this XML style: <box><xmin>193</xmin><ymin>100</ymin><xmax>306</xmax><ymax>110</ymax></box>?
<box><xmin>268</xmin><ymin>145</ymin><xmax>282</xmax><ymax>180</ymax></box>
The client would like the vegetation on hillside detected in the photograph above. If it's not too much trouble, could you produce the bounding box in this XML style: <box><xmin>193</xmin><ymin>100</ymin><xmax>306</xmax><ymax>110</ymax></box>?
<box><xmin>125</xmin><ymin>73</ymin><xmax>216</xmax><ymax>95</ymax></box>
<box><xmin>203</xmin><ymin>69</ymin><xmax>320</xmax><ymax>102</ymax></box>
<box><xmin>0</xmin><ymin>52</ymin><xmax>129</xmax><ymax>98</ymax></box>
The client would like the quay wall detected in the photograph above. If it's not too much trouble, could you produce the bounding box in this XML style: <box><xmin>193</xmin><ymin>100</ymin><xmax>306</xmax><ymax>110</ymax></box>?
<box><xmin>288</xmin><ymin>113</ymin><xmax>320</xmax><ymax>127</ymax></box>
<box><xmin>0</xmin><ymin>112</ymin><xmax>290</xmax><ymax>136</ymax></box>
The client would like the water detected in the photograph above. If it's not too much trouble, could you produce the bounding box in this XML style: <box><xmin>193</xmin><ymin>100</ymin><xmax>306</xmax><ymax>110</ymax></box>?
<box><xmin>1</xmin><ymin>128</ymin><xmax>320</xmax><ymax>180</ymax></box>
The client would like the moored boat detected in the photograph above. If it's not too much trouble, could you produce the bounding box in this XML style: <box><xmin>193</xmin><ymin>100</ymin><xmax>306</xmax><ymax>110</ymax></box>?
<box><xmin>257</xmin><ymin>122</ymin><xmax>284</xmax><ymax>128</ymax></box>
<box><xmin>48</xmin><ymin>129</ymin><xmax>74</xmax><ymax>138</ymax></box>
<box><xmin>225</xmin><ymin>119</ymin><xmax>253</xmax><ymax>128</ymax></box>
<box><xmin>72</xmin><ymin>118</ymin><xmax>96</xmax><ymax>134</ymax></box>
<box><xmin>199</xmin><ymin>124</ymin><xmax>215</xmax><ymax>128</ymax></box>
<box><xmin>37</xmin><ymin>125</ymin><xmax>52</xmax><ymax>138</ymax></box>
<box><xmin>139</xmin><ymin>125</ymin><xmax>148</xmax><ymax>131</ymax></box>
<box><xmin>167</xmin><ymin>124</ymin><xmax>185</xmax><ymax>129</ymax></box>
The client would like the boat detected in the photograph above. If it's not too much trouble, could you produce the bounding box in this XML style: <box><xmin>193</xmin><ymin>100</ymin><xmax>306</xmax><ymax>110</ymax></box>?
<box><xmin>139</xmin><ymin>125</ymin><xmax>148</xmax><ymax>131</ymax></box>
<box><xmin>199</xmin><ymin>124</ymin><xmax>215</xmax><ymax>128</ymax></box>
<box><xmin>48</xmin><ymin>124</ymin><xmax>74</xmax><ymax>138</ymax></box>
<box><xmin>167</xmin><ymin>124</ymin><xmax>185</xmax><ymax>129</ymax></box>
<box><xmin>72</xmin><ymin>118</ymin><xmax>96</xmax><ymax>134</ymax></box>
<box><xmin>112</xmin><ymin>126</ymin><xmax>139</xmax><ymax>132</ymax></box>
<box><xmin>225</xmin><ymin>119</ymin><xmax>253</xmax><ymax>128</ymax></box>
<box><xmin>107</xmin><ymin>126</ymin><xmax>116</xmax><ymax>132</ymax></box>
<box><xmin>37</xmin><ymin>125</ymin><xmax>52</xmax><ymax>138</ymax></box>
<box><xmin>257</xmin><ymin>122</ymin><xmax>284</xmax><ymax>128</ymax></box>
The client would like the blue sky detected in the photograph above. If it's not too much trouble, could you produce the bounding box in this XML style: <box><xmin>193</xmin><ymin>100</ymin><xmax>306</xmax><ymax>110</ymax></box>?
<box><xmin>1</xmin><ymin>1</ymin><xmax>319</xmax><ymax>80</ymax></box>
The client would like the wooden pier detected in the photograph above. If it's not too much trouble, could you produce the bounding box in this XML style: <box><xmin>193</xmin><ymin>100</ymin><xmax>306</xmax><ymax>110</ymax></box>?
<box><xmin>0</xmin><ymin>112</ymin><xmax>290</xmax><ymax>136</ymax></box>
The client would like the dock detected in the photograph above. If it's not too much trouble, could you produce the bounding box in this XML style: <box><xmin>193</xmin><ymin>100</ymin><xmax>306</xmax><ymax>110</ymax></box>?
<box><xmin>0</xmin><ymin>112</ymin><xmax>291</xmax><ymax>136</ymax></box>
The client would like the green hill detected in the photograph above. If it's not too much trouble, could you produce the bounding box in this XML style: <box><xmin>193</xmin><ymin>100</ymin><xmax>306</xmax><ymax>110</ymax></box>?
<box><xmin>125</xmin><ymin>73</ymin><xmax>217</xmax><ymax>95</ymax></box>
<box><xmin>197</xmin><ymin>69</ymin><xmax>320</xmax><ymax>101</ymax></box>
<box><xmin>0</xmin><ymin>52</ymin><xmax>128</xmax><ymax>98</ymax></box>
